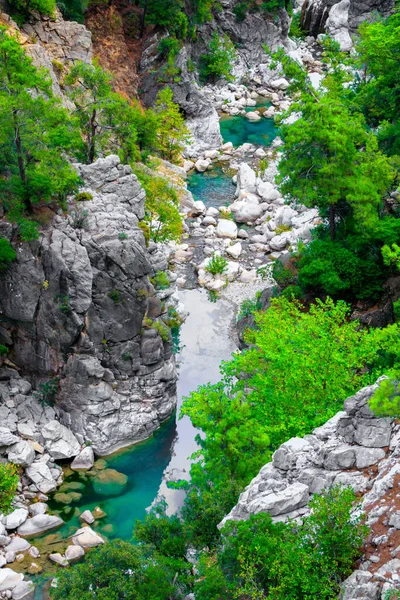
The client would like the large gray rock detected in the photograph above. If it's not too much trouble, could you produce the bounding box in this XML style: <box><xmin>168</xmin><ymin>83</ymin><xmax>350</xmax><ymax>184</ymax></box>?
<box><xmin>17</xmin><ymin>514</ymin><xmax>64</xmax><ymax>537</ymax></box>
<box><xmin>7</xmin><ymin>441</ymin><xmax>35</xmax><ymax>467</ymax></box>
<box><xmin>339</xmin><ymin>570</ymin><xmax>380</xmax><ymax>600</ymax></box>
<box><xmin>70</xmin><ymin>446</ymin><xmax>95</xmax><ymax>470</ymax></box>
<box><xmin>4</xmin><ymin>509</ymin><xmax>29</xmax><ymax>531</ymax></box>
<box><xmin>72</xmin><ymin>526</ymin><xmax>104</xmax><ymax>549</ymax></box>
<box><xmin>25</xmin><ymin>462</ymin><xmax>58</xmax><ymax>494</ymax></box>
<box><xmin>354</xmin><ymin>418</ymin><xmax>392</xmax><ymax>448</ymax></box>
<box><xmin>11</xmin><ymin>580</ymin><xmax>35</xmax><ymax>600</ymax></box>
<box><xmin>41</xmin><ymin>420</ymin><xmax>80</xmax><ymax>460</ymax></box>
<box><xmin>0</xmin><ymin>427</ymin><xmax>19</xmax><ymax>446</ymax></box>
<box><xmin>0</xmin><ymin>569</ymin><xmax>23</xmax><ymax>592</ymax></box>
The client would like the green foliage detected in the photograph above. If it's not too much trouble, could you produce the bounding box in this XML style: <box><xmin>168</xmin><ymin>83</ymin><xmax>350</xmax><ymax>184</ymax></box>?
<box><xmin>143</xmin><ymin>0</ymin><xmax>189</xmax><ymax>39</ymax></box>
<box><xmin>205</xmin><ymin>253</ymin><xmax>228</xmax><ymax>275</ymax></box>
<box><xmin>195</xmin><ymin>487</ymin><xmax>367</xmax><ymax>600</ymax></box>
<box><xmin>369</xmin><ymin>376</ymin><xmax>400</xmax><ymax>417</ymax></box>
<box><xmin>272</xmin><ymin>259</ymin><xmax>297</xmax><ymax>288</ymax></box>
<box><xmin>56</xmin><ymin>294</ymin><xmax>72</xmax><ymax>315</ymax></box>
<box><xmin>151</xmin><ymin>270</ymin><xmax>170</xmax><ymax>290</ymax></box>
<box><xmin>355</xmin><ymin>9</ymin><xmax>400</xmax><ymax>155</ymax></box>
<box><xmin>51</xmin><ymin>539</ymin><xmax>192</xmax><ymax>600</ymax></box>
<box><xmin>9</xmin><ymin>0</ymin><xmax>55</xmax><ymax>22</ymax></box>
<box><xmin>34</xmin><ymin>378</ymin><xmax>59</xmax><ymax>407</ymax></box>
<box><xmin>207</xmin><ymin>289</ymin><xmax>219</xmax><ymax>302</ymax></box>
<box><xmin>393</xmin><ymin>299</ymin><xmax>400</xmax><ymax>322</ymax></box>
<box><xmin>200</xmin><ymin>33</ymin><xmax>237</xmax><ymax>82</ymax></box>
<box><xmin>270</xmin><ymin>46</ymin><xmax>394</xmax><ymax>240</ymax></box>
<box><xmin>0</xmin><ymin>29</ymin><xmax>80</xmax><ymax>214</ymax></box>
<box><xmin>0</xmin><ymin>237</ymin><xmax>16</xmax><ymax>270</ymax></box>
<box><xmin>57</xmin><ymin>0</ymin><xmax>87</xmax><ymax>23</ymax></box>
<box><xmin>261</xmin><ymin>0</ymin><xmax>285</xmax><ymax>13</ymax></box>
<box><xmin>233</xmin><ymin>1</ymin><xmax>251</xmax><ymax>21</ymax></box>
<box><xmin>134</xmin><ymin>167</ymin><xmax>183</xmax><ymax>243</ymax></box>
<box><xmin>154</xmin><ymin>87</ymin><xmax>189</xmax><ymax>163</ymax></box>
<box><xmin>289</xmin><ymin>12</ymin><xmax>306</xmax><ymax>39</ymax></box>
<box><xmin>70</xmin><ymin>208</ymin><xmax>89</xmax><ymax>230</ymax></box>
<box><xmin>382</xmin><ymin>243</ymin><xmax>400</xmax><ymax>269</ymax></box>
<box><xmin>158</xmin><ymin>37</ymin><xmax>181</xmax><ymax>60</ymax></box>
<box><xmin>133</xmin><ymin>502</ymin><xmax>186</xmax><ymax>559</ymax></box>
<box><xmin>151</xmin><ymin>320</ymin><xmax>170</xmax><ymax>342</ymax></box>
<box><xmin>108</xmin><ymin>289</ymin><xmax>122</xmax><ymax>304</ymax></box>
<box><xmin>237</xmin><ymin>294</ymin><xmax>262</xmax><ymax>320</ymax></box>
<box><xmin>297</xmin><ymin>238</ymin><xmax>386</xmax><ymax>301</ymax></box>
<box><xmin>0</xmin><ymin>463</ymin><xmax>18</xmax><ymax>516</ymax></box>
<box><xmin>118</xmin><ymin>232</ymin><xmax>128</xmax><ymax>240</ymax></box>
<box><xmin>0</xmin><ymin>345</ymin><xmax>9</xmax><ymax>356</ymax></box>
<box><xmin>75</xmin><ymin>191</ymin><xmax>93</xmax><ymax>202</ymax></box>
<box><xmin>65</xmin><ymin>61</ymin><xmax>142</xmax><ymax>164</ymax></box>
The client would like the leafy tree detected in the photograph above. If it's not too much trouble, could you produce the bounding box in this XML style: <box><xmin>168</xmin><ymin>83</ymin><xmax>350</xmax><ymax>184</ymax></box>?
<box><xmin>51</xmin><ymin>539</ymin><xmax>192</xmax><ymax>600</ymax></box>
<box><xmin>0</xmin><ymin>463</ymin><xmax>18</xmax><ymax>515</ymax></box>
<box><xmin>9</xmin><ymin>0</ymin><xmax>55</xmax><ymax>21</ymax></box>
<box><xmin>134</xmin><ymin>167</ymin><xmax>183</xmax><ymax>243</ymax></box>
<box><xmin>195</xmin><ymin>487</ymin><xmax>367</xmax><ymax>600</ymax></box>
<box><xmin>153</xmin><ymin>87</ymin><xmax>189</xmax><ymax>163</ymax></box>
<box><xmin>0</xmin><ymin>28</ymin><xmax>80</xmax><ymax>213</ymax></box>
<box><xmin>270</xmin><ymin>46</ymin><xmax>394</xmax><ymax>240</ymax></box>
<box><xmin>369</xmin><ymin>376</ymin><xmax>400</xmax><ymax>417</ymax></box>
<box><xmin>140</xmin><ymin>0</ymin><xmax>188</xmax><ymax>38</ymax></box>
<box><xmin>356</xmin><ymin>9</ymin><xmax>400</xmax><ymax>155</ymax></box>
<box><xmin>133</xmin><ymin>502</ymin><xmax>187</xmax><ymax>559</ymax></box>
<box><xmin>200</xmin><ymin>33</ymin><xmax>237</xmax><ymax>82</ymax></box>
<box><xmin>65</xmin><ymin>61</ymin><xmax>140</xmax><ymax>164</ymax></box>
<box><xmin>0</xmin><ymin>237</ymin><xmax>16</xmax><ymax>270</ymax></box>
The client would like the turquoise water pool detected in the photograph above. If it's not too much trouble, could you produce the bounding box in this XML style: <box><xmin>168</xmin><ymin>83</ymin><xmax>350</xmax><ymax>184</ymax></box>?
<box><xmin>219</xmin><ymin>112</ymin><xmax>278</xmax><ymax>147</ymax></box>
<box><xmin>188</xmin><ymin>165</ymin><xmax>236</xmax><ymax>208</ymax></box>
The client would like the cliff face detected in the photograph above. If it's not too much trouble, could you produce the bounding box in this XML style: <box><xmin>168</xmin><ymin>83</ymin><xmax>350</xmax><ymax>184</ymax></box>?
<box><xmin>221</xmin><ymin>379</ymin><xmax>400</xmax><ymax>598</ymax></box>
<box><xmin>0</xmin><ymin>156</ymin><xmax>177</xmax><ymax>455</ymax></box>
<box><xmin>300</xmin><ymin>0</ymin><xmax>394</xmax><ymax>40</ymax></box>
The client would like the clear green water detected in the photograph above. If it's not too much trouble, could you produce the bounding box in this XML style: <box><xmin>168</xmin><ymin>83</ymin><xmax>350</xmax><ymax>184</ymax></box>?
<box><xmin>188</xmin><ymin>165</ymin><xmax>236</xmax><ymax>208</ymax></box>
<box><xmin>32</xmin><ymin>289</ymin><xmax>237</xmax><ymax>599</ymax></box>
<box><xmin>219</xmin><ymin>112</ymin><xmax>277</xmax><ymax>147</ymax></box>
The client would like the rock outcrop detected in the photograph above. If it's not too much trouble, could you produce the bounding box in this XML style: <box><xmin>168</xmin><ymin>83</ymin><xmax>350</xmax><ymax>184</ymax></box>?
<box><xmin>221</xmin><ymin>379</ymin><xmax>400</xmax><ymax>597</ymax></box>
<box><xmin>300</xmin><ymin>0</ymin><xmax>395</xmax><ymax>48</ymax></box>
<box><xmin>0</xmin><ymin>155</ymin><xmax>178</xmax><ymax>455</ymax></box>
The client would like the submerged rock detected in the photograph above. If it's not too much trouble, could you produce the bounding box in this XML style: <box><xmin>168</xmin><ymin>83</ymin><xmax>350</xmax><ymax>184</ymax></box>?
<box><xmin>92</xmin><ymin>469</ymin><xmax>128</xmax><ymax>496</ymax></box>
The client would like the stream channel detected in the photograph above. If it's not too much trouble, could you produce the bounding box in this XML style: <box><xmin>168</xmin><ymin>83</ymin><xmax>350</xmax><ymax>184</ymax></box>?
<box><xmin>31</xmin><ymin>102</ymin><xmax>277</xmax><ymax>598</ymax></box>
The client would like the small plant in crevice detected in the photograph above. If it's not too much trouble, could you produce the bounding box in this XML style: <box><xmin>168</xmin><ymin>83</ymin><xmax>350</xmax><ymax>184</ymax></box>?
<box><xmin>121</xmin><ymin>352</ymin><xmax>132</xmax><ymax>361</ymax></box>
<box><xmin>0</xmin><ymin>345</ymin><xmax>9</xmax><ymax>357</ymax></box>
<box><xmin>108</xmin><ymin>289</ymin><xmax>122</xmax><ymax>304</ymax></box>
<box><xmin>101</xmin><ymin>338</ymin><xmax>111</xmax><ymax>354</ymax></box>
<box><xmin>55</xmin><ymin>294</ymin><xmax>72</xmax><ymax>315</ymax></box>
<box><xmin>137</xmin><ymin>288</ymin><xmax>149</xmax><ymax>301</ymax></box>
<box><xmin>275</xmin><ymin>223</ymin><xmax>292</xmax><ymax>235</ymax></box>
<box><xmin>34</xmin><ymin>377</ymin><xmax>59</xmax><ymax>406</ymax></box>
<box><xmin>75</xmin><ymin>191</ymin><xmax>93</xmax><ymax>202</ymax></box>
<box><xmin>70</xmin><ymin>208</ymin><xmax>89</xmax><ymax>230</ymax></box>
<box><xmin>118</xmin><ymin>232</ymin><xmax>128</xmax><ymax>240</ymax></box>
<box><xmin>150</xmin><ymin>270</ymin><xmax>170</xmax><ymax>290</ymax></box>
<box><xmin>237</xmin><ymin>293</ymin><xmax>262</xmax><ymax>320</ymax></box>
<box><xmin>205</xmin><ymin>253</ymin><xmax>228</xmax><ymax>276</ymax></box>
<box><xmin>151</xmin><ymin>320</ymin><xmax>170</xmax><ymax>342</ymax></box>
<box><xmin>207</xmin><ymin>289</ymin><xmax>219</xmax><ymax>303</ymax></box>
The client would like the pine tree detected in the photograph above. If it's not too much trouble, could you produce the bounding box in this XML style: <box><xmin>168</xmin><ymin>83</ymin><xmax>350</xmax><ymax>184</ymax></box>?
<box><xmin>0</xmin><ymin>28</ymin><xmax>80</xmax><ymax>214</ymax></box>
<box><xmin>153</xmin><ymin>87</ymin><xmax>189</xmax><ymax>163</ymax></box>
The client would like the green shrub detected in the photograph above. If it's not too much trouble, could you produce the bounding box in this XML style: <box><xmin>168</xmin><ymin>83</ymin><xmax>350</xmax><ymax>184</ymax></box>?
<box><xmin>205</xmin><ymin>253</ymin><xmax>228</xmax><ymax>275</ymax></box>
<box><xmin>369</xmin><ymin>376</ymin><xmax>400</xmax><ymax>417</ymax></box>
<box><xmin>34</xmin><ymin>378</ymin><xmax>59</xmax><ymax>407</ymax></box>
<box><xmin>70</xmin><ymin>208</ymin><xmax>89</xmax><ymax>230</ymax></box>
<box><xmin>9</xmin><ymin>0</ymin><xmax>56</xmax><ymax>20</ymax></box>
<box><xmin>207</xmin><ymin>289</ymin><xmax>219</xmax><ymax>302</ymax></box>
<box><xmin>0</xmin><ymin>344</ymin><xmax>9</xmax><ymax>356</ymax></box>
<box><xmin>158</xmin><ymin>37</ymin><xmax>181</xmax><ymax>60</ymax></box>
<box><xmin>108</xmin><ymin>289</ymin><xmax>122</xmax><ymax>304</ymax></box>
<box><xmin>0</xmin><ymin>463</ymin><xmax>19</xmax><ymax>515</ymax></box>
<box><xmin>0</xmin><ymin>238</ymin><xmax>16</xmax><ymax>271</ymax></box>
<box><xmin>151</xmin><ymin>271</ymin><xmax>170</xmax><ymax>290</ymax></box>
<box><xmin>151</xmin><ymin>320</ymin><xmax>170</xmax><ymax>342</ymax></box>
<box><xmin>289</xmin><ymin>12</ymin><xmax>306</xmax><ymax>39</ymax></box>
<box><xmin>55</xmin><ymin>295</ymin><xmax>72</xmax><ymax>314</ymax></box>
<box><xmin>196</xmin><ymin>486</ymin><xmax>367</xmax><ymax>600</ymax></box>
<box><xmin>275</xmin><ymin>223</ymin><xmax>292</xmax><ymax>234</ymax></box>
<box><xmin>237</xmin><ymin>295</ymin><xmax>262</xmax><ymax>320</ymax></box>
<box><xmin>233</xmin><ymin>1</ymin><xmax>250</xmax><ymax>21</ymax></box>
<box><xmin>272</xmin><ymin>259</ymin><xmax>297</xmax><ymax>288</ymax></box>
<box><xmin>200</xmin><ymin>32</ymin><xmax>237</xmax><ymax>82</ymax></box>
<box><xmin>118</xmin><ymin>232</ymin><xmax>128</xmax><ymax>240</ymax></box>
<box><xmin>75</xmin><ymin>191</ymin><xmax>93</xmax><ymax>202</ymax></box>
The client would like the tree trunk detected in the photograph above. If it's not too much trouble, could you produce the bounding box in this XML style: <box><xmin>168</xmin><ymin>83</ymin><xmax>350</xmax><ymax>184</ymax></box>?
<box><xmin>140</xmin><ymin>0</ymin><xmax>147</xmax><ymax>38</ymax></box>
<box><xmin>13</xmin><ymin>111</ymin><xmax>32</xmax><ymax>213</ymax></box>
<box><xmin>88</xmin><ymin>109</ymin><xmax>97</xmax><ymax>164</ymax></box>
<box><xmin>329</xmin><ymin>203</ymin><xmax>336</xmax><ymax>241</ymax></box>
